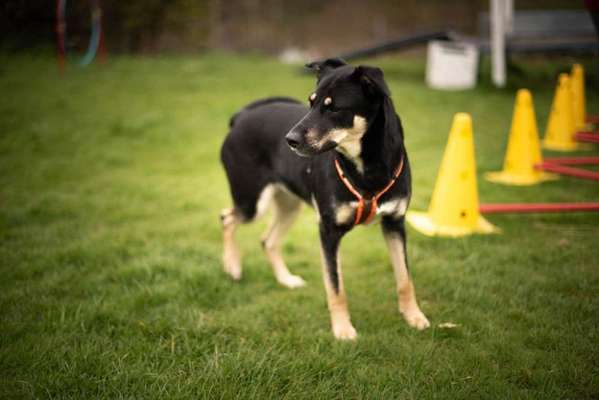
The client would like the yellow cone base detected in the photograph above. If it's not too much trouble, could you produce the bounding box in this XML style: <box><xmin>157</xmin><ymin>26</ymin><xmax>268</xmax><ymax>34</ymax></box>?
<box><xmin>542</xmin><ymin>139</ymin><xmax>593</xmax><ymax>152</ymax></box>
<box><xmin>485</xmin><ymin>170</ymin><xmax>559</xmax><ymax>186</ymax></box>
<box><xmin>406</xmin><ymin>210</ymin><xmax>499</xmax><ymax>237</ymax></box>
<box><xmin>542</xmin><ymin>138</ymin><xmax>580</xmax><ymax>152</ymax></box>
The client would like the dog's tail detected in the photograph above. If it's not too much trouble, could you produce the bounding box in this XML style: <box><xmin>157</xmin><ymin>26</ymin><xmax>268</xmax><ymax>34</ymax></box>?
<box><xmin>229</xmin><ymin>96</ymin><xmax>302</xmax><ymax>128</ymax></box>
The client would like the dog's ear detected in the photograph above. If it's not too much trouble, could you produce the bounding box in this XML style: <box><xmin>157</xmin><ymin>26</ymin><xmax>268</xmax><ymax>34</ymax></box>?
<box><xmin>305</xmin><ymin>58</ymin><xmax>347</xmax><ymax>81</ymax></box>
<box><xmin>352</xmin><ymin>65</ymin><xmax>390</xmax><ymax>97</ymax></box>
<box><xmin>380</xmin><ymin>95</ymin><xmax>404</xmax><ymax>173</ymax></box>
<box><xmin>353</xmin><ymin>66</ymin><xmax>404</xmax><ymax>173</ymax></box>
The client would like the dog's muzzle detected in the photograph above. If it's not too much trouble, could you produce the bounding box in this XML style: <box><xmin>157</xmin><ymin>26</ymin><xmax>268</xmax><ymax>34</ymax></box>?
<box><xmin>285</xmin><ymin>130</ymin><xmax>302</xmax><ymax>151</ymax></box>
<box><xmin>285</xmin><ymin>130</ymin><xmax>314</xmax><ymax>157</ymax></box>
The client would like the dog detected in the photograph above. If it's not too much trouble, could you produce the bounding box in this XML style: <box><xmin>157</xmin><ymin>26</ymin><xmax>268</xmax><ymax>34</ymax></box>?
<box><xmin>220</xmin><ymin>58</ymin><xmax>430</xmax><ymax>340</ymax></box>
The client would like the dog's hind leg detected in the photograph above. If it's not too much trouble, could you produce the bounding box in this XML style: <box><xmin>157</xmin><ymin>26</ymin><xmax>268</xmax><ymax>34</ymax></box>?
<box><xmin>261</xmin><ymin>187</ymin><xmax>305</xmax><ymax>289</ymax></box>
<box><xmin>221</xmin><ymin>207</ymin><xmax>243</xmax><ymax>280</ymax></box>
<box><xmin>220</xmin><ymin>181</ymin><xmax>278</xmax><ymax>281</ymax></box>
<box><xmin>382</xmin><ymin>217</ymin><xmax>430</xmax><ymax>330</ymax></box>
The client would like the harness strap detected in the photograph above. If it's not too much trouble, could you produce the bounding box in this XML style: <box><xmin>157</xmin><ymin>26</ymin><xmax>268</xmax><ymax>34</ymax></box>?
<box><xmin>334</xmin><ymin>156</ymin><xmax>405</xmax><ymax>226</ymax></box>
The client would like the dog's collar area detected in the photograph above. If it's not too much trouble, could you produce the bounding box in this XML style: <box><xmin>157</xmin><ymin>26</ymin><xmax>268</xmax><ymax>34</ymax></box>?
<box><xmin>334</xmin><ymin>155</ymin><xmax>405</xmax><ymax>226</ymax></box>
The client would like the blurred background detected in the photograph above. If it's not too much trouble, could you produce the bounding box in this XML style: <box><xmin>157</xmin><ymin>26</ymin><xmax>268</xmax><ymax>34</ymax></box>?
<box><xmin>1</xmin><ymin>0</ymin><xmax>592</xmax><ymax>56</ymax></box>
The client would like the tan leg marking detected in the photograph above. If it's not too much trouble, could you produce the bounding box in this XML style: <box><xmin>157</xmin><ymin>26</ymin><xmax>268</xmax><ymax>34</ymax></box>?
<box><xmin>262</xmin><ymin>187</ymin><xmax>306</xmax><ymax>289</ymax></box>
<box><xmin>383</xmin><ymin>232</ymin><xmax>430</xmax><ymax>330</ymax></box>
<box><xmin>221</xmin><ymin>208</ymin><xmax>242</xmax><ymax>280</ymax></box>
<box><xmin>255</xmin><ymin>184</ymin><xmax>276</xmax><ymax>220</ymax></box>
<box><xmin>319</xmin><ymin>247</ymin><xmax>357</xmax><ymax>340</ymax></box>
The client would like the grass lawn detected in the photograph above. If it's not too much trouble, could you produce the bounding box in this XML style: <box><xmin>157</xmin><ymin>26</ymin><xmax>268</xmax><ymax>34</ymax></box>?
<box><xmin>1</xmin><ymin>52</ymin><xmax>598</xmax><ymax>399</ymax></box>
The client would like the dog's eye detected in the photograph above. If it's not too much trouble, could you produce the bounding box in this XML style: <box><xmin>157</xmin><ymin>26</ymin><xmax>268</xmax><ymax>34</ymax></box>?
<box><xmin>309</xmin><ymin>93</ymin><xmax>317</xmax><ymax>106</ymax></box>
<box><xmin>326</xmin><ymin>100</ymin><xmax>342</xmax><ymax>112</ymax></box>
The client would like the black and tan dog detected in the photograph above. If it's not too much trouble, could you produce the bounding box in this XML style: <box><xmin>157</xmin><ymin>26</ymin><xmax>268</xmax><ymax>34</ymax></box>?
<box><xmin>220</xmin><ymin>59</ymin><xmax>429</xmax><ymax>340</ymax></box>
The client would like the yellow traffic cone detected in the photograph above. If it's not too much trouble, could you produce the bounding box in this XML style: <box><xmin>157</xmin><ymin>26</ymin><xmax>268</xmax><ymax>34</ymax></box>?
<box><xmin>485</xmin><ymin>89</ymin><xmax>558</xmax><ymax>185</ymax></box>
<box><xmin>406</xmin><ymin>113</ymin><xmax>498</xmax><ymax>237</ymax></box>
<box><xmin>571</xmin><ymin>64</ymin><xmax>586</xmax><ymax>131</ymax></box>
<box><xmin>543</xmin><ymin>73</ymin><xmax>579</xmax><ymax>151</ymax></box>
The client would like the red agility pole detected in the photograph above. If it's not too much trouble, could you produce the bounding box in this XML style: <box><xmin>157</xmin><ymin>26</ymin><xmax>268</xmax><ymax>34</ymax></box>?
<box><xmin>482</xmin><ymin>156</ymin><xmax>599</xmax><ymax>212</ymax></box>
<box><xmin>55</xmin><ymin>0</ymin><xmax>66</xmax><ymax>73</ymax></box>
<box><xmin>535</xmin><ymin>157</ymin><xmax>599</xmax><ymax>181</ymax></box>
<box><xmin>543</xmin><ymin>156</ymin><xmax>599</xmax><ymax>165</ymax></box>
<box><xmin>587</xmin><ymin>115</ymin><xmax>599</xmax><ymax>125</ymax></box>
<box><xmin>480</xmin><ymin>202</ymin><xmax>599</xmax><ymax>214</ymax></box>
<box><xmin>537</xmin><ymin>162</ymin><xmax>599</xmax><ymax>181</ymax></box>
<box><xmin>575</xmin><ymin>131</ymin><xmax>599</xmax><ymax>143</ymax></box>
<box><xmin>55</xmin><ymin>0</ymin><xmax>104</xmax><ymax>69</ymax></box>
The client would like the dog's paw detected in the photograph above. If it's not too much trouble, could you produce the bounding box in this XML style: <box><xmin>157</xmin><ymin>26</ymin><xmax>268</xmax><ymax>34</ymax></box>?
<box><xmin>223</xmin><ymin>258</ymin><xmax>242</xmax><ymax>281</ymax></box>
<box><xmin>224</xmin><ymin>266</ymin><xmax>242</xmax><ymax>281</ymax></box>
<box><xmin>277</xmin><ymin>274</ymin><xmax>306</xmax><ymax>289</ymax></box>
<box><xmin>333</xmin><ymin>323</ymin><xmax>358</xmax><ymax>341</ymax></box>
<box><xmin>402</xmin><ymin>308</ymin><xmax>430</xmax><ymax>330</ymax></box>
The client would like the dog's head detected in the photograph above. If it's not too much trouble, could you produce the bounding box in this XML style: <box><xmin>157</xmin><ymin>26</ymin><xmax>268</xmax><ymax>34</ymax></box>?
<box><xmin>286</xmin><ymin>58</ymin><xmax>401</xmax><ymax>163</ymax></box>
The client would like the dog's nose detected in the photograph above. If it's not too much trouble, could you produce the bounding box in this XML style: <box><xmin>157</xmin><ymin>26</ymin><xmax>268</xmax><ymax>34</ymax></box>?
<box><xmin>285</xmin><ymin>131</ymin><xmax>302</xmax><ymax>149</ymax></box>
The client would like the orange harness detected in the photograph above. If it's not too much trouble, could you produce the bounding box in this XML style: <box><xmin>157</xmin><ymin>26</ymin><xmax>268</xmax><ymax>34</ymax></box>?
<box><xmin>334</xmin><ymin>156</ymin><xmax>405</xmax><ymax>226</ymax></box>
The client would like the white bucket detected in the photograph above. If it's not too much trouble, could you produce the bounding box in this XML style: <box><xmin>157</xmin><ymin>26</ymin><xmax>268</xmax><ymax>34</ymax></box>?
<box><xmin>426</xmin><ymin>41</ymin><xmax>479</xmax><ymax>90</ymax></box>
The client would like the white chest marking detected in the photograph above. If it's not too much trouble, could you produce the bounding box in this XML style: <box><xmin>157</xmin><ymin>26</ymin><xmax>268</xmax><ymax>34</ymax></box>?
<box><xmin>334</xmin><ymin>197</ymin><xmax>409</xmax><ymax>225</ymax></box>
<box><xmin>334</xmin><ymin>201</ymin><xmax>359</xmax><ymax>225</ymax></box>
<box><xmin>377</xmin><ymin>198</ymin><xmax>409</xmax><ymax>217</ymax></box>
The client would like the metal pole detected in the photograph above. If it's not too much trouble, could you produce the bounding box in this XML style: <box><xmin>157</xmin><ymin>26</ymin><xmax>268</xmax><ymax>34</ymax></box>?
<box><xmin>490</xmin><ymin>0</ymin><xmax>506</xmax><ymax>87</ymax></box>
<box><xmin>504</xmin><ymin>0</ymin><xmax>514</xmax><ymax>35</ymax></box>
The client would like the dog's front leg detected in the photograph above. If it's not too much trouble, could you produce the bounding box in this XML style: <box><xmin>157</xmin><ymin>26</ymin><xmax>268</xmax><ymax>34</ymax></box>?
<box><xmin>319</xmin><ymin>223</ymin><xmax>357</xmax><ymax>340</ymax></box>
<box><xmin>382</xmin><ymin>217</ymin><xmax>430</xmax><ymax>330</ymax></box>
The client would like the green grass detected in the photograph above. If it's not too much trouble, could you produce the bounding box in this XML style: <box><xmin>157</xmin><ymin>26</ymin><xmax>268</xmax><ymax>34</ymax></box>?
<box><xmin>1</xmin><ymin>52</ymin><xmax>598</xmax><ymax>399</ymax></box>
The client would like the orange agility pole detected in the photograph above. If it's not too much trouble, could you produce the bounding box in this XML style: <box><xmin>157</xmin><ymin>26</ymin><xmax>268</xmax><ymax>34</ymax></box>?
<box><xmin>480</xmin><ymin>202</ymin><xmax>599</xmax><ymax>214</ymax></box>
